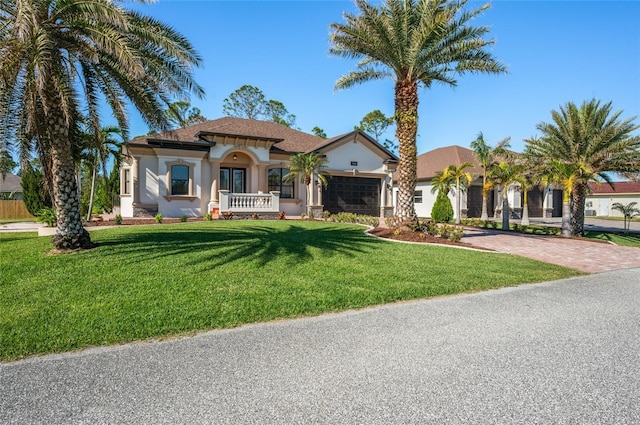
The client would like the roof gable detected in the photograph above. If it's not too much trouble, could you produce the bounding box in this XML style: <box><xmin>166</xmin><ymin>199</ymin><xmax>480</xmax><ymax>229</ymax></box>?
<box><xmin>128</xmin><ymin>117</ymin><xmax>325</xmax><ymax>153</ymax></box>
<box><xmin>413</xmin><ymin>145</ymin><xmax>483</xmax><ymax>180</ymax></box>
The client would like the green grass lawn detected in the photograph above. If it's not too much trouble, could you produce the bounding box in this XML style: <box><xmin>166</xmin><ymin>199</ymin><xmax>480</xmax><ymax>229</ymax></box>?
<box><xmin>0</xmin><ymin>220</ymin><xmax>581</xmax><ymax>361</ymax></box>
<box><xmin>585</xmin><ymin>231</ymin><xmax>640</xmax><ymax>247</ymax></box>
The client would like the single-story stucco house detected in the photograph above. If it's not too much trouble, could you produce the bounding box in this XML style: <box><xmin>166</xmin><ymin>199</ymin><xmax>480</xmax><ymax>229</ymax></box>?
<box><xmin>585</xmin><ymin>181</ymin><xmax>640</xmax><ymax>217</ymax></box>
<box><xmin>393</xmin><ymin>145</ymin><xmax>564</xmax><ymax>220</ymax></box>
<box><xmin>119</xmin><ymin>117</ymin><xmax>398</xmax><ymax>218</ymax></box>
<box><xmin>0</xmin><ymin>173</ymin><xmax>23</xmax><ymax>200</ymax></box>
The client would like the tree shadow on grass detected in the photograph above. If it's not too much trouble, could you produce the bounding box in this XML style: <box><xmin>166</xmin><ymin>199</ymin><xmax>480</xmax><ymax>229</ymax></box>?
<box><xmin>96</xmin><ymin>222</ymin><xmax>380</xmax><ymax>270</ymax></box>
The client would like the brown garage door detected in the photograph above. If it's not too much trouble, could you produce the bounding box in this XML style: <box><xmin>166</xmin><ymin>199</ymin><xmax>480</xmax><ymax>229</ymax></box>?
<box><xmin>322</xmin><ymin>176</ymin><xmax>380</xmax><ymax>216</ymax></box>
<box><xmin>467</xmin><ymin>186</ymin><xmax>494</xmax><ymax>218</ymax></box>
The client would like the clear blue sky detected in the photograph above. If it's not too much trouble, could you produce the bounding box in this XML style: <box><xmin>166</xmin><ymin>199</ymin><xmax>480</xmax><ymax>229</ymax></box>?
<box><xmin>123</xmin><ymin>0</ymin><xmax>640</xmax><ymax>155</ymax></box>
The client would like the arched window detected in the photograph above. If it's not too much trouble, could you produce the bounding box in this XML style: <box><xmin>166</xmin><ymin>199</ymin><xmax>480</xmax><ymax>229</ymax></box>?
<box><xmin>268</xmin><ymin>168</ymin><xmax>294</xmax><ymax>199</ymax></box>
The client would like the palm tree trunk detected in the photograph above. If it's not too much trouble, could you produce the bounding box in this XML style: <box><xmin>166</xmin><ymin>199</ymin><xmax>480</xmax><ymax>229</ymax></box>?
<box><xmin>46</xmin><ymin>112</ymin><xmax>92</xmax><ymax>250</ymax></box>
<box><xmin>100</xmin><ymin>152</ymin><xmax>111</xmax><ymax>213</ymax></box>
<box><xmin>562</xmin><ymin>201</ymin><xmax>571</xmax><ymax>237</ymax></box>
<box><xmin>86</xmin><ymin>158</ymin><xmax>97</xmax><ymax>222</ymax></box>
<box><xmin>480</xmin><ymin>175</ymin><xmax>488</xmax><ymax>220</ymax></box>
<box><xmin>571</xmin><ymin>183</ymin><xmax>588</xmax><ymax>236</ymax></box>
<box><xmin>394</xmin><ymin>79</ymin><xmax>418</xmax><ymax>224</ymax></box>
<box><xmin>521</xmin><ymin>190</ymin><xmax>530</xmax><ymax>226</ymax></box>
<box><xmin>501</xmin><ymin>190</ymin><xmax>509</xmax><ymax>230</ymax></box>
<box><xmin>455</xmin><ymin>182</ymin><xmax>461</xmax><ymax>225</ymax></box>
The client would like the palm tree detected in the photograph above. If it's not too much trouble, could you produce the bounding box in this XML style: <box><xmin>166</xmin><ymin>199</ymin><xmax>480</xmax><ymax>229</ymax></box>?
<box><xmin>537</xmin><ymin>161</ymin><xmax>590</xmax><ymax>237</ymax></box>
<box><xmin>330</xmin><ymin>0</ymin><xmax>506</xmax><ymax>224</ymax></box>
<box><xmin>470</xmin><ymin>132</ymin><xmax>511</xmax><ymax>220</ymax></box>
<box><xmin>485</xmin><ymin>162</ymin><xmax>525</xmax><ymax>230</ymax></box>
<box><xmin>283</xmin><ymin>153</ymin><xmax>330</xmax><ymax>215</ymax></box>
<box><xmin>611</xmin><ymin>202</ymin><xmax>640</xmax><ymax>234</ymax></box>
<box><xmin>431</xmin><ymin>162</ymin><xmax>473</xmax><ymax>224</ymax></box>
<box><xmin>0</xmin><ymin>0</ymin><xmax>204</xmax><ymax>249</ymax></box>
<box><xmin>524</xmin><ymin>99</ymin><xmax>640</xmax><ymax>236</ymax></box>
<box><xmin>83</xmin><ymin>124</ymin><xmax>124</xmax><ymax>219</ymax></box>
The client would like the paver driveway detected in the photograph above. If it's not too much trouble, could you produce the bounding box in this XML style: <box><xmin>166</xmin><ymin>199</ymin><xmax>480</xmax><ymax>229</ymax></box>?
<box><xmin>462</xmin><ymin>227</ymin><xmax>640</xmax><ymax>273</ymax></box>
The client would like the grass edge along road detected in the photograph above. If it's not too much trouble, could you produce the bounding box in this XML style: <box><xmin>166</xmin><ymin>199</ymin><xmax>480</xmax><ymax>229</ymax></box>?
<box><xmin>1</xmin><ymin>220</ymin><xmax>581</xmax><ymax>361</ymax></box>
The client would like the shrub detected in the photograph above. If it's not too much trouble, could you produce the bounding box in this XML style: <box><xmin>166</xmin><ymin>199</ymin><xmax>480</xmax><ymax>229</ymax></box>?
<box><xmin>431</xmin><ymin>190</ymin><xmax>453</xmax><ymax>223</ymax></box>
<box><xmin>278</xmin><ymin>211</ymin><xmax>286</xmax><ymax>220</ymax></box>
<box><xmin>300</xmin><ymin>212</ymin><xmax>307</xmax><ymax>220</ymax></box>
<box><xmin>36</xmin><ymin>207</ymin><xmax>57</xmax><ymax>227</ymax></box>
<box><xmin>322</xmin><ymin>210</ymin><xmax>331</xmax><ymax>221</ymax></box>
<box><xmin>114</xmin><ymin>214</ymin><xmax>123</xmax><ymax>225</ymax></box>
<box><xmin>203</xmin><ymin>213</ymin><xmax>212</xmax><ymax>221</ymax></box>
<box><xmin>251</xmin><ymin>213</ymin><xmax>260</xmax><ymax>220</ymax></box>
<box><xmin>21</xmin><ymin>165</ymin><xmax>52</xmax><ymax>216</ymax></box>
<box><xmin>384</xmin><ymin>216</ymin><xmax>395</xmax><ymax>228</ymax></box>
<box><xmin>180</xmin><ymin>215</ymin><xmax>188</xmax><ymax>222</ymax></box>
<box><xmin>155</xmin><ymin>213</ymin><xmax>163</xmax><ymax>224</ymax></box>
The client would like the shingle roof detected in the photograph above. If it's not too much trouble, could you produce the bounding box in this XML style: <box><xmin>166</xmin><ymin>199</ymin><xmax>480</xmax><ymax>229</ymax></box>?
<box><xmin>588</xmin><ymin>181</ymin><xmax>640</xmax><ymax>194</ymax></box>
<box><xmin>412</xmin><ymin>145</ymin><xmax>483</xmax><ymax>180</ymax></box>
<box><xmin>0</xmin><ymin>173</ymin><xmax>22</xmax><ymax>193</ymax></box>
<box><xmin>127</xmin><ymin>117</ymin><xmax>326</xmax><ymax>153</ymax></box>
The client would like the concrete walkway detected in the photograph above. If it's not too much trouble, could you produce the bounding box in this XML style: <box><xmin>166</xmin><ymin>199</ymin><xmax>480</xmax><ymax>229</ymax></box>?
<box><xmin>461</xmin><ymin>227</ymin><xmax>640</xmax><ymax>273</ymax></box>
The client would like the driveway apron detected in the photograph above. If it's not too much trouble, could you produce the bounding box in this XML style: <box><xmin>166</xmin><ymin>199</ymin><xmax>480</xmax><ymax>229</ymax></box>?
<box><xmin>462</xmin><ymin>227</ymin><xmax>640</xmax><ymax>273</ymax></box>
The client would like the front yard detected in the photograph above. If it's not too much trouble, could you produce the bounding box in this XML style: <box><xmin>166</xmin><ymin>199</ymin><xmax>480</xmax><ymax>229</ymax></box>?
<box><xmin>0</xmin><ymin>220</ymin><xmax>581</xmax><ymax>361</ymax></box>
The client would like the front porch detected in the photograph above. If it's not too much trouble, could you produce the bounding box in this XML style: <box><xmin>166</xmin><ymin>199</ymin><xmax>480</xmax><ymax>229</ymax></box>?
<box><xmin>216</xmin><ymin>190</ymin><xmax>280</xmax><ymax>214</ymax></box>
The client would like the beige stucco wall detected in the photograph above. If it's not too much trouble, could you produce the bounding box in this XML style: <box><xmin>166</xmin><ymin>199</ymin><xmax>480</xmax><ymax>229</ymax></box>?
<box><xmin>586</xmin><ymin>194</ymin><xmax>640</xmax><ymax>217</ymax></box>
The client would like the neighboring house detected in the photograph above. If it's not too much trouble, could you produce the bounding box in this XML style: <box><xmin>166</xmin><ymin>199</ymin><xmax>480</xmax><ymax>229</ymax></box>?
<box><xmin>585</xmin><ymin>181</ymin><xmax>640</xmax><ymax>217</ymax></box>
<box><xmin>0</xmin><ymin>173</ymin><xmax>23</xmax><ymax>200</ymax></box>
<box><xmin>393</xmin><ymin>145</ymin><xmax>564</xmax><ymax>219</ymax></box>
<box><xmin>120</xmin><ymin>117</ymin><xmax>398</xmax><ymax>218</ymax></box>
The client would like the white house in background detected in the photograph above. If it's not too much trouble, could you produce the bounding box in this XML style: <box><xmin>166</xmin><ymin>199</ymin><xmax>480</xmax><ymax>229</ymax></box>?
<box><xmin>119</xmin><ymin>117</ymin><xmax>398</xmax><ymax>218</ymax></box>
<box><xmin>393</xmin><ymin>145</ymin><xmax>564</xmax><ymax>219</ymax></box>
<box><xmin>585</xmin><ymin>181</ymin><xmax>640</xmax><ymax>217</ymax></box>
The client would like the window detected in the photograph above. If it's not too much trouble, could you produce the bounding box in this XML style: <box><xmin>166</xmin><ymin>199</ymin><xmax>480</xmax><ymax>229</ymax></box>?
<box><xmin>414</xmin><ymin>190</ymin><xmax>423</xmax><ymax>204</ymax></box>
<box><xmin>170</xmin><ymin>164</ymin><xmax>190</xmax><ymax>195</ymax></box>
<box><xmin>122</xmin><ymin>168</ymin><xmax>131</xmax><ymax>195</ymax></box>
<box><xmin>268</xmin><ymin>168</ymin><xmax>294</xmax><ymax>199</ymax></box>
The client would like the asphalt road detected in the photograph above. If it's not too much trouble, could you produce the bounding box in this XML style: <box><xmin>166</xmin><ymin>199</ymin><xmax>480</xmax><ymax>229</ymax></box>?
<box><xmin>2</xmin><ymin>269</ymin><xmax>639</xmax><ymax>424</ymax></box>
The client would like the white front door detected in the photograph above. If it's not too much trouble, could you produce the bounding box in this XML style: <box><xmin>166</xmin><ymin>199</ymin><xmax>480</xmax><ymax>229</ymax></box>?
<box><xmin>599</xmin><ymin>198</ymin><xmax>609</xmax><ymax>216</ymax></box>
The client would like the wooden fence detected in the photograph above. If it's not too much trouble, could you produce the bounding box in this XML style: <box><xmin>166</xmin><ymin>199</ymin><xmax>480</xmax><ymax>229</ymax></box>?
<box><xmin>0</xmin><ymin>200</ymin><xmax>34</xmax><ymax>219</ymax></box>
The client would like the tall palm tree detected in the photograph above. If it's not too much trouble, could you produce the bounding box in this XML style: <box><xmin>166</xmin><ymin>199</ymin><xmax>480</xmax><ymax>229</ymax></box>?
<box><xmin>470</xmin><ymin>132</ymin><xmax>511</xmax><ymax>220</ymax></box>
<box><xmin>537</xmin><ymin>161</ymin><xmax>590</xmax><ymax>237</ymax></box>
<box><xmin>83</xmin><ymin>124</ymin><xmax>124</xmax><ymax>219</ymax></box>
<box><xmin>524</xmin><ymin>99</ymin><xmax>640</xmax><ymax>236</ymax></box>
<box><xmin>0</xmin><ymin>0</ymin><xmax>204</xmax><ymax>249</ymax></box>
<box><xmin>283</xmin><ymin>153</ymin><xmax>330</xmax><ymax>215</ymax></box>
<box><xmin>485</xmin><ymin>161</ymin><xmax>525</xmax><ymax>230</ymax></box>
<box><xmin>431</xmin><ymin>162</ymin><xmax>473</xmax><ymax>224</ymax></box>
<box><xmin>330</xmin><ymin>0</ymin><xmax>506</xmax><ymax>224</ymax></box>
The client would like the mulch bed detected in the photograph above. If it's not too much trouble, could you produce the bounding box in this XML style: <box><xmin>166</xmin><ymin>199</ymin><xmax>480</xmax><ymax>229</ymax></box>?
<box><xmin>368</xmin><ymin>227</ymin><xmax>490</xmax><ymax>250</ymax></box>
<box><xmin>84</xmin><ymin>218</ymin><xmax>204</xmax><ymax>227</ymax></box>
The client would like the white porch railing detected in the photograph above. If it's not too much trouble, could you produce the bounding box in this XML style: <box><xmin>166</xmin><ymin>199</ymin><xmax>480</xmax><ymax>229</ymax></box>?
<box><xmin>219</xmin><ymin>190</ymin><xmax>280</xmax><ymax>213</ymax></box>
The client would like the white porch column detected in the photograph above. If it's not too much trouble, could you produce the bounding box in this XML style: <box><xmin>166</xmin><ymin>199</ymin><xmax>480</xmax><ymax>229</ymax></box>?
<box><xmin>132</xmin><ymin>156</ymin><xmax>140</xmax><ymax>205</ymax></box>
<box><xmin>315</xmin><ymin>173</ymin><xmax>323</xmax><ymax>206</ymax></box>
<box><xmin>257</xmin><ymin>164</ymin><xmax>267</xmax><ymax>193</ymax></box>
<box><xmin>209</xmin><ymin>160</ymin><xmax>220</xmax><ymax>203</ymax></box>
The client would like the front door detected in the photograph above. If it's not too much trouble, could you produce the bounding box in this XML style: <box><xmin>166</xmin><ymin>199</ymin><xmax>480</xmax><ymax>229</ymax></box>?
<box><xmin>220</xmin><ymin>168</ymin><xmax>246</xmax><ymax>193</ymax></box>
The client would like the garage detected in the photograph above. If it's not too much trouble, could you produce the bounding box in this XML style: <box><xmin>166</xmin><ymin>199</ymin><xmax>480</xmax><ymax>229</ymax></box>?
<box><xmin>322</xmin><ymin>176</ymin><xmax>381</xmax><ymax>216</ymax></box>
<box><xmin>466</xmin><ymin>186</ymin><xmax>494</xmax><ymax>218</ymax></box>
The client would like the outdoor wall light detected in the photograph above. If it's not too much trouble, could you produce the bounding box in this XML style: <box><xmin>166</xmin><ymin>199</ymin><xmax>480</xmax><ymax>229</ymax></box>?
<box><xmin>233</xmin><ymin>153</ymin><xmax>237</xmax><ymax>160</ymax></box>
